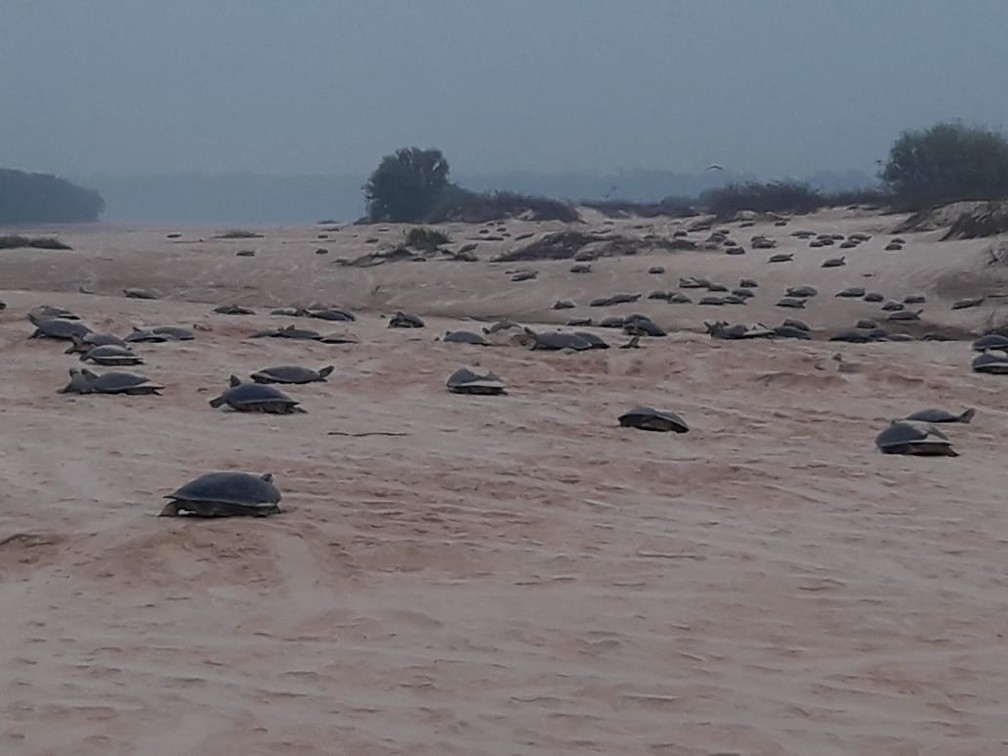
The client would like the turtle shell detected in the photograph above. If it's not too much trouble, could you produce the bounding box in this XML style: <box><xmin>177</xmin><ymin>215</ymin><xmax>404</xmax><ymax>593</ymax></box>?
<box><xmin>618</xmin><ymin>406</ymin><xmax>689</xmax><ymax>433</ymax></box>
<box><xmin>250</xmin><ymin>365</ymin><xmax>333</xmax><ymax>384</ymax></box>
<box><xmin>874</xmin><ymin>421</ymin><xmax>957</xmax><ymax>456</ymax></box>
<box><xmin>161</xmin><ymin>471</ymin><xmax>282</xmax><ymax>517</ymax></box>
<box><xmin>444</xmin><ymin>330</ymin><xmax>488</xmax><ymax>345</ymax></box>
<box><xmin>446</xmin><ymin>367</ymin><xmax>506</xmax><ymax>395</ymax></box>
<box><xmin>904</xmin><ymin>408</ymin><xmax>975</xmax><ymax>424</ymax></box>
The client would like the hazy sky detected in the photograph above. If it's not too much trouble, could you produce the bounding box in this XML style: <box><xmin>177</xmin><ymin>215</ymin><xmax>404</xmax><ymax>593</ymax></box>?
<box><xmin>3</xmin><ymin>0</ymin><xmax>1007</xmax><ymax>180</ymax></box>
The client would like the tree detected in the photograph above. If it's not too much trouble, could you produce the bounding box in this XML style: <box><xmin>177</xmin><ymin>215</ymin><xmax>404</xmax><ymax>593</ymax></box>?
<box><xmin>363</xmin><ymin>147</ymin><xmax>450</xmax><ymax>222</ymax></box>
<box><xmin>0</xmin><ymin>168</ymin><xmax>105</xmax><ymax>224</ymax></box>
<box><xmin>881</xmin><ymin>121</ymin><xmax>1008</xmax><ymax>207</ymax></box>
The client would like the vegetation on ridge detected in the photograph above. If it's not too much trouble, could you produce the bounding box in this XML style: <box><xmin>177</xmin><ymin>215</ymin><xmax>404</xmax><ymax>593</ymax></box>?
<box><xmin>0</xmin><ymin>168</ymin><xmax>104</xmax><ymax>225</ymax></box>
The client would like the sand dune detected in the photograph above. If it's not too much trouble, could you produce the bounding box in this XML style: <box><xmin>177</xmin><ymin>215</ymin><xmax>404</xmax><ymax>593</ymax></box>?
<box><xmin>2</xmin><ymin>208</ymin><xmax>1008</xmax><ymax>755</ymax></box>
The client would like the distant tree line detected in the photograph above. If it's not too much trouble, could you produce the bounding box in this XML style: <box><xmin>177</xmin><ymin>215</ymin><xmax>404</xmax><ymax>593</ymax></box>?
<box><xmin>362</xmin><ymin>121</ymin><xmax>1008</xmax><ymax>223</ymax></box>
<box><xmin>0</xmin><ymin>168</ymin><xmax>105</xmax><ymax>225</ymax></box>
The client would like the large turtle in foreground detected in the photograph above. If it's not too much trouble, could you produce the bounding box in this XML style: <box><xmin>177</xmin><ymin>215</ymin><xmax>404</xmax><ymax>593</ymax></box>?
<box><xmin>250</xmin><ymin>365</ymin><xmax>334</xmax><ymax>384</ymax></box>
<box><xmin>209</xmin><ymin>375</ymin><xmax>306</xmax><ymax>413</ymax></box>
<box><xmin>874</xmin><ymin>421</ymin><xmax>957</xmax><ymax>456</ymax></box>
<box><xmin>159</xmin><ymin>471</ymin><xmax>282</xmax><ymax>517</ymax></box>
<box><xmin>618</xmin><ymin>406</ymin><xmax>689</xmax><ymax>433</ymax></box>
<box><xmin>58</xmin><ymin>368</ymin><xmax>163</xmax><ymax>395</ymax></box>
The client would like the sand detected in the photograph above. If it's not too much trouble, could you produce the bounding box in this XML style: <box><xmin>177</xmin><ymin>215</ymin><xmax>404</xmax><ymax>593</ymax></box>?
<box><xmin>2</xmin><ymin>208</ymin><xmax>1008</xmax><ymax>755</ymax></box>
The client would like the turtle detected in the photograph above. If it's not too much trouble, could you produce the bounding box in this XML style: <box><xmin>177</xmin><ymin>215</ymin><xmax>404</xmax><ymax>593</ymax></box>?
<box><xmin>510</xmin><ymin>270</ymin><xmax>538</xmax><ymax>282</ymax></box>
<box><xmin>679</xmin><ymin>277</ymin><xmax>708</xmax><ymax>289</ymax></box>
<box><xmin>903</xmin><ymin>294</ymin><xmax>926</xmax><ymax>305</ymax></box>
<box><xmin>77</xmin><ymin>344</ymin><xmax>145</xmax><ymax>366</ymax></box>
<box><xmin>723</xmin><ymin>295</ymin><xmax>747</xmax><ymax>305</ymax></box>
<box><xmin>830</xmin><ymin>329</ymin><xmax>875</xmax><ymax>344</ymax></box>
<box><xmin>698</xmin><ymin>295</ymin><xmax>726</xmax><ymax>306</ymax></box>
<box><xmin>836</xmin><ymin>286</ymin><xmax>866</xmax><ymax>298</ymax></box>
<box><xmin>388</xmin><ymin>311</ymin><xmax>425</xmax><ymax>328</ymax></box>
<box><xmin>29</xmin><ymin>305</ymin><xmax>79</xmax><ymax>322</ymax></box>
<box><xmin>572</xmin><ymin>331</ymin><xmax>609</xmax><ymax>349</ymax></box>
<box><xmin>522</xmin><ymin>328</ymin><xmax>592</xmax><ymax>351</ymax></box>
<box><xmin>158</xmin><ymin>471</ymin><xmax>281</xmax><ymax>518</ymax></box>
<box><xmin>607</xmin><ymin>292</ymin><xmax>642</xmax><ymax>305</ymax></box>
<box><xmin>552</xmin><ymin>299</ymin><xmax>578</xmax><ymax>309</ymax></box>
<box><xmin>567</xmin><ymin>317</ymin><xmax>593</xmax><ymax>327</ymax></box>
<box><xmin>730</xmin><ymin>288</ymin><xmax>755</xmax><ymax>299</ymax></box>
<box><xmin>249</xmin><ymin>324</ymin><xmax>322</xmax><ymax>341</ymax></box>
<box><xmin>767</xmin><ymin>253</ymin><xmax>794</xmax><ymax>263</ymax></box>
<box><xmin>738</xmin><ymin>278</ymin><xmax>759</xmax><ymax>288</ymax></box>
<box><xmin>29</xmin><ymin>317</ymin><xmax>93</xmax><ymax>341</ymax></box>
<box><xmin>884</xmin><ymin>241</ymin><xmax>904</xmax><ymax>251</ymax></box>
<box><xmin>874</xmin><ymin>421</ymin><xmax>957</xmax><ymax>457</ymax></box>
<box><xmin>270</xmin><ymin>307</ymin><xmax>310</xmax><ymax>317</ymax></box>
<box><xmin>250</xmin><ymin>365</ymin><xmax>334</xmax><ymax>384</ymax></box>
<box><xmin>446</xmin><ymin>367</ymin><xmax>506</xmax><ymax>395</ymax></box>
<box><xmin>209</xmin><ymin>376</ymin><xmax>306</xmax><ymax>413</ymax></box>
<box><xmin>863</xmin><ymin>292</ymin><xmax>884</xmax><ymax>303</ymax></box>
<box><xmin>706</xmin><ymin>283</ymin><xmax>729</xmax><ymax>293</ymax></box>
<box><xmin>214</xmin><ymin>304</ymin><xmax>256</xmax><ymax>315</ymax></box>
<box><xmin>598</xmin><ymin>316</ymin><xmax>626</xmax><ymax>328</ymax></box>
<box><xmin>318</xmin><ymin>330</ymin><xmax>359</xmax><ymax>344</ymax></box>
<box><xmin>569</xmin><ymin>263</ymin><xmax>592</xmax><ymax>273</ymax></box>
<box><xmin>821</xmin><ymin>256</ymin><xmax>846</xmax><ymax>268</ymax></box>
<box><xmin>623</xmin><ymin>315</ymin><xmax>667</xmax><ymax>337</ymax></box>
<box><xmin>904</xmin><ymin>407</ymin><xmax>975</xmax><ymax>424</ymax></box>
<box><xmin>952</xmin><ymin>297</ymin><xmax>985</xmax><ymax>310</ymax></box>
<box><xmin>887</xmin><ymin>309</ymin><xmax>922</xmax><ymax>322</ymax></box>
<box><xmin>775</xmin><ymin>297</ymin><xmax>806</xmax><ymax>309</ymax></box>
<box><xmin>646</xmin><ymin>290</ymin><xmax>669</xmax><ymax>301</ymax></box>
<box><xmin>780</xmin><ymin>318</ymin><xmax>811</xmax><ymax>332</ymax></box>
<box><xmin>667</xmin><ymin>292</ymin><xmax>692</xmax><ymax>304</ymax></box>
<box><xmin>123</xmin><ymin>287</ymin><xmax>160</xmax><ymax>300</ymax></box>
<box><xmin>724</xmin><ymin>245</ymin><xmax>746</xmax><ymax>255</ymax></box>
<box><xmin>786</xmin><ymin>285</ymin><xmax>818</xmax><ymax>298</ymax></box>
<box><xmin>881</xmin><ymin>300</ymin><xmax>905</xmax><ymax>311</ymax></box>
<box><xmin>618</xmin><ymin>406</ymin><xmax>689</xmax><ymax>433</ymax></box>
<box><xmin>308</xmin><ymin>307</ymin><xmax>356</xmax><ymax>322</ymax></box>
<box><xmin>443</xmin><ymin>330</ymin><xmax>489</xmax><ymax>346</ymax></box>
<box><xmin>972</xmin><ymin>334</ymin><xmax>1008</xmax><ymax>351</ymax></box>
<box><xmin>126</xmin><ymin>325</ymin><xmax>195</xmax><ymax>343</ymax></box>
<box><xmin>58</xmin><ymin>368</ymin><xmax>163</xmax><ymax>396</ymax></box>
<box><xmin>483</xmin><ymin>319</ymin><xmax>521</xmax><ymax>335</ymax></box>
<box><xmin>773</xmin><ymin>324</ymin><xmax>812</xmax><ymax>340</ymax></box>
<box><xmin>63</xmin><ymin>333</ymin><xmax>129</xmax><ymax>354</ymax></box>
<box><xmin>971</xmin><ymin>351</ymin><xmax>1008</xmax><ymax>374</ymax></box>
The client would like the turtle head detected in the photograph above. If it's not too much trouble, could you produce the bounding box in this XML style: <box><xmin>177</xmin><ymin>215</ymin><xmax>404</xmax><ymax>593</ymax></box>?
<box><xmin>228</xmin><ymin>374</ymin><xmax>242</xmax><ymax>387</ymax></box>
<box><xmin>259</xmin><ymin>473</ymin><xmax>275</xmax><ymax>483</ymax></box>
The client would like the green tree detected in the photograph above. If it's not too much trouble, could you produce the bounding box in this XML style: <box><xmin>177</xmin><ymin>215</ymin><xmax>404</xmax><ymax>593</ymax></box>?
<box><xmin>881</xmin><ymin>121</ymin><xmax>1008</xmax><ymax>207</ymax></box>
<box><xmin>363</xmin><ymin>147</ymin><xmax>450</xmax><ymax>222</ymax></box>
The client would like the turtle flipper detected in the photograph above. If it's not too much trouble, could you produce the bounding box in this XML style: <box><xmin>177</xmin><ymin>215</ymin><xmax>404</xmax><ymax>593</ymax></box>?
<box><xmin>158</xmin><ymin>501</ymin><xmax>181</xmax><ymax>517</ymax></box>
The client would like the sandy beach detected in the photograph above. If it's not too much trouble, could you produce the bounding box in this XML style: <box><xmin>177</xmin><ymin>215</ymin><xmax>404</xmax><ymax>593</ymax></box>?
<box><xmin>2</xmin><ymin>208</ymin><xmax>1008</xmax><ymax>755</ymax></box>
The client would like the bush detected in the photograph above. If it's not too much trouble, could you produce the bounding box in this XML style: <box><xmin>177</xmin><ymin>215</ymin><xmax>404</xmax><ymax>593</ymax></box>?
<box><xmin>427</xmin><ymin>189</ymin><xmax>579</xmax><ymax>223</ymax></box>
<box><xmin>363</xmin><ymin>147</ymin><xmax>450</xmax><ymax>222</ymax></box>
<box><xmin>698</xmin><ymin>181</ymin><xmax>825</xmax><ymax>217</ymax></box>
<box><xmin>0</xmin><ymin>168</ymin><xmax>104</xmax><ymax>225</ymax></box>
<box><xmin>881</xmin><ymin>121</ymin><xmax>1008</xmax><ymax>209</ymax></box>
<box><xmin>405</xmin><ymin>227</ymin><xmax>451</xmax><ymax>250</ymax></box>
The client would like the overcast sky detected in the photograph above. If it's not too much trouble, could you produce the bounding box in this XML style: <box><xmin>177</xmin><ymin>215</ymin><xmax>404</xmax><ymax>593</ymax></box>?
<box><xmin>3</xmin><ymin>0</ymin><xmax>1006</xmax><ymax>180</ymax></box>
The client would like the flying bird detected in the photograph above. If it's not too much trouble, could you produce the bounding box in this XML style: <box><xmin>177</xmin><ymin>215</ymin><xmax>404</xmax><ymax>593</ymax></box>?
<box><xmin>707</xmin><ymin>164</ymin><xmax>725</xmax><ymax>171</ymax></box>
